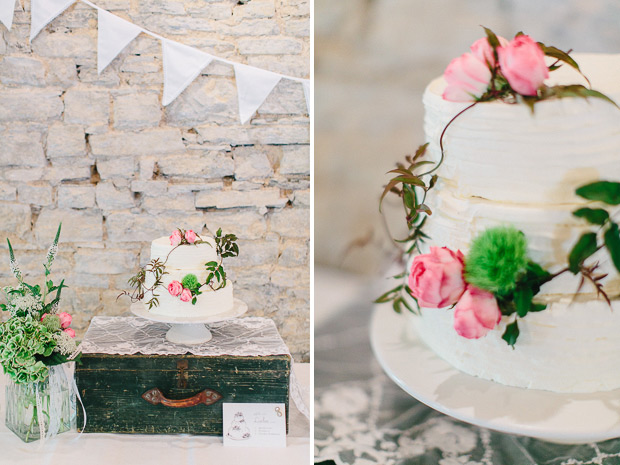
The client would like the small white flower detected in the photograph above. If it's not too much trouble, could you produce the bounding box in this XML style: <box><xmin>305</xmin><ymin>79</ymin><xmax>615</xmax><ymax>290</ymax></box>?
<box><xmin>53</xmin><ymin>331</ymin><xmax>77</xmax><ymax>355</ymax></box>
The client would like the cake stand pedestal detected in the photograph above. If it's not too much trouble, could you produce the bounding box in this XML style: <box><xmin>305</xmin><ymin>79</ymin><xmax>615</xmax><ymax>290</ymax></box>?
<box><xmin>130</xmin><ymin>298</ymin><xmax>248</xmax><ymax>344</ymax></box>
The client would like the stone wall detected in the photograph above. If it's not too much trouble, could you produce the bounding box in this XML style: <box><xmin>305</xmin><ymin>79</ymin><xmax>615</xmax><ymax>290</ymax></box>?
<box><xmin>0</xmin><ymin>0</ymin><xmax>310</xmax><ymax>361</ymax></box>
<box><xmin>316</xmin><ymin>0</ymin><xmax>620</xmax><ymax>276</ymax></box>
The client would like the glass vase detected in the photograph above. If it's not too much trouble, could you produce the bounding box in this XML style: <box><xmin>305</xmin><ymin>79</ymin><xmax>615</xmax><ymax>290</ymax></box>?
<box><xmin>5</xmin><ymin>365</ymin><xmax>76</xmax><ymax>442</ymax></box>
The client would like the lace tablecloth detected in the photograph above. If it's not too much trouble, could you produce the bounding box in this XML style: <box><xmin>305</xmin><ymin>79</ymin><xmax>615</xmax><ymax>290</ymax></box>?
<box><xmin>82</xmin><ymin>316</ymin><xmax>308</xmax><ymax>419</ymax></box>
<box><xmin>314</xmin><ymin>269</ymin><xmax>620</xmax><ymax>465</ymax></box>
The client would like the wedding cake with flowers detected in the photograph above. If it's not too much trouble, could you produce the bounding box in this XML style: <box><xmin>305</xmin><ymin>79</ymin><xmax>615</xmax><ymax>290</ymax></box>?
<box><xmin>379</xmin><ymin>29</ymin><xmax>620</xmax><ymax>393</ymax></box>
<box><xmin>124</xmin><ymin>227</ymin><xmax>239</xmax><ymax>318</ymax></box>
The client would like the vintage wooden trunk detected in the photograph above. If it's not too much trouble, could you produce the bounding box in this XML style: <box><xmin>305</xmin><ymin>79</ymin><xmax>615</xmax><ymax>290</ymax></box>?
<box><xmin>76</xmin><ymin>353</ymin><xmax>290</xmax><ymax>435</ymax></box>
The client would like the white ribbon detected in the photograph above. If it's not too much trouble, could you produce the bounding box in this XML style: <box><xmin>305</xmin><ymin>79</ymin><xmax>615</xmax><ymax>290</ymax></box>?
<box><xmin>234</xmin><ymin>63</ymin><xmax>281</xmax><ymax>124</ymax></box>
<box><xmin>97</xmin><ymin>9</ymin><xmax>142</xmax><ymax>74</ymax></box>
<box><xmin>35</xmin><ymin>383</ymin><xmax>45</xmax><ymax>445</ymax></box>
<box><xmin>0</xmin><ymin>0</ymin><xmax>16</xmax><ymax>30</ymax></box>
<box><xmin>30</xmin><ymin>0</ymin><xmax>76</xmax><ymax>41</ymax></box>
<box><xmin>162</xmin><ymin>39</ymin><xmax>214</xmax><ymax>106</ymax></box>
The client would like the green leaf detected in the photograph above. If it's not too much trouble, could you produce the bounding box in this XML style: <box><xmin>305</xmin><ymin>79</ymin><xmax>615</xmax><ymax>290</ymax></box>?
<box><xmin>412</xmin><ymin>143</ymin><xmax>429</xmax><ymax>161</ymax></box>
<box><xmin>205</xmin><ymin>261</ymin><xmax>218</xmax><ymax>268</ymax></box>
<box><xmin>502</xmin><ymin>320</ymin><xmax>520</xmax><ymax>347</ymax></box>
<box><xmin>483</xmin><ymin>26</ymin><xmax>500</xmax><ymax>49</ymax></box>
<box><xmin>568</xmin><ymin>232</ymin><xmax>598</xmax><ymax>273</ymax></box>
<box><xmin>392</xmin><ymin>299</ymin><xmax>402</xmax><ymax>314</ymax></box>
<box><xmin>538</xmin><ymin>44</ymin><xmax>580</xmax><ymax>72</ymax></box>
<box><xmin>514</xmin><ymin>287</ymin><xmax>533</xmax><ymax>318</ymax></box>
<box><xmin>573</xmin><ymin>207</ymin><xmax>610</xmax><ymax>225</ymax></box>
<box><xmin>530</xmin><ymin>303</ymin><xmax>547</xmax><ymax>312</ymax></box>
<box><xmin>576</xmin><ymin>181</ymin><xmax>620</xmax><ymax>205</ymax></box>
<box><xmin>191</xmin><ymin>297</ymin><xmax>197</xmax><ymax>305</ymax></box>
<box><xmin>604</xmin><ymin>222</ymin><xmax>620</xmax><ymax>273</ymax></box>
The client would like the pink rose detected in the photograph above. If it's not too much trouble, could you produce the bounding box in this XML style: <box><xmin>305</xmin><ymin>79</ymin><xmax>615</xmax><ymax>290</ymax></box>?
<box><xmin>40</xmin><ymin>313</ymin><xmax>48</xmax><ymax>321</ymax></box>
<box><xmin>169</xmin><ymin>230</ymin><xmax>182</xmax><ymax>246</ymax></box>
<box><xmin>185</xmin><ymin>230</ymin><xmax>197</xmax><ymax>244</ymax></box>
<box><xmin>57</xmin><ymin>312</ymin><xmax>72</xmax><ymax>329</ymax></box>
<box><xmin>64</xmin><ymin>327</ymin><xmax>76</xmax><ymax>338</ymax></box>
<box><xmin>453</xmin><ymin>287</ymin><xmax>502</xmax><ymax>339</ymax></box>
<box><xmin>168</xmin><ymin>280</ymin><xmax>182</xmax><ymax>296</ymax></box>
<box><xmin>497</xmin><ymin>35</ymin><xmax>549</xmax><ymax>96</ymax></box>
<box><xmin>442</xmin><ymin>52</ymin><xmax>492</xmax><ymax>102</ymax></box>
<box><xmin>408</xmin><ymin>247</ymin><xmax>466</xmax><ymax>308</ymax></box>
<box><xmin>180</xmin><ymin>288</ymin><xmax>192</xmax><ymax>302</ymax></box>
<box><xmin>470</xmin><ymin>35</ymin><xmax>509</xmax><ymax>67</ymax></box>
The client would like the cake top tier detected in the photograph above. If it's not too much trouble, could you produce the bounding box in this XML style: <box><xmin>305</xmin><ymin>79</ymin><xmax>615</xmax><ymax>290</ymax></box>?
<box><xmin>151</xmin><ymin>235</ymin><xmax>218</xmax><ymax>270</ymax></box>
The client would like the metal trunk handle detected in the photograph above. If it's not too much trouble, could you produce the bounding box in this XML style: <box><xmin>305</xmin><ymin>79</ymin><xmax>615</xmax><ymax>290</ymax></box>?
<box><xmin>142</xmin><ymin>387</ymin><xmax>222</xmax><ymax>408</ymax></box>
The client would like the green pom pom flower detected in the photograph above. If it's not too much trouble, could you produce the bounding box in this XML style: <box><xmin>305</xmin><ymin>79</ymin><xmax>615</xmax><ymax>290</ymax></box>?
<box><xmin>41</xmin><ymin>314</ymin><xmax>61</xmax><ymax>332</ymax></box>
<box><xmin>464</xmin><ymin>225</ymin><xmax>529</xmax><ymax>294</ymax></box>
<box><xmin>181</xmin><ymin>273</ymin><xmax>200</xmax><ymax>291</ymax></box>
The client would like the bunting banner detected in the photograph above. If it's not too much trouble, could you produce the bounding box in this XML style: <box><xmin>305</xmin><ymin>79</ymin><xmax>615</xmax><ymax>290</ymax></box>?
<box><xmin>162</xmin><ymin>39</ymin><xmax>214</xmax><ymax>106</ymax></box>
<box><xmin>30</xmin><ymin>0</ymin><xmax>75</xmax><ymax>41</ymax></box>
<box><xmin>0</xmin><ymin>0</ymin><xmax>16</xmax><ymax>30</ymax></box>
<box><xmin>97</xmin><ymin>9</ymin><xmax>142</xmax><ymax>74</ymax></box>
<box><xmin>234</xmin><ymin>64</ymin><xmax>282</xmax><ymax>124</ymax></box>
<box><xmin>302</xmin><ymin>80</ymin><xmax>311</xmax><ymax>115</ymax></box>
<box><xmin>25</xmin><ymin>0</ymin><xmax>310</xmax><ymax>120</ymax></box>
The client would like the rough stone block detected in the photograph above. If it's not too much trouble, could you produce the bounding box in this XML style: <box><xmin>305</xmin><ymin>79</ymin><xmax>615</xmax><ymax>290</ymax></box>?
<box><xmin>0</xmin><ymin>126</ymin><xmax>46</xmax><ymax>167</ymax></box>
<box><xmin>157</xmin><ymin>152</ymin><xmax>234</xmax><ymax>178</ymax></box>
<box><xmin>138</xmin><ymin>157</ymin><xmax>157</xmax><ymax>180</ymax></box>
<box><xmin>0</xmin><ymin>56</ymin><xmax>45</xmax><ymax>86</ymax></box>
<box><xmin>96</xmin><ymin>156</ymin><xmax>136</xmax><ymax>180</ymax></box>
<box><xmin>233</xmin><ymin>146</ymin><xmax>274</xmax><ymax>180</ymax></box>
<box><xmin>260</xmin><ymin>79</ymin><xmax>306</xmax><ymax>115</ymax></box>
<box><xmin>204</xmin><ymin>210</ymin><xmax>267</xmax><ymax>240</ymax></box>
<box><xmin>113</xmin><ymin>92</ymin><xmax>161</xmax><ymax>130</ymax></box>
<box><xmin>17</xmin><ymin>183</ymin><xmax>53</xmax><ymax>206</ymax></box>
<box><xmin>74</xmin><ymin>248</ymin><xmax>137</xmax><ymax>275</ymax></box>
<box><xmin>232</xmin><ymin>0</ymin><xmax>275</xmax><ymax>18</ymax></box>
<box><xmin>186</xmin><ymin>2</ymin><xmax>233</xmax><ymax>19</ymax></box>
<box><xmin>292</xmin><ymin>189</ymin><xmax>309</xmax><ymax>206</ymax></box>
<box><xmin>196</xmin><ymin>188</ymin><xmax>286</xmax><ymax>209</ymax></box>
<box><xmin>130</xmin><ymin>180</ymin><xmax>168</xmax><ymax>196</ymax></box>
<box><xmin>64</xmin><ymin>89</ymin><xmax>110</xmax><ymax>128</ymax></box>
<box><xmin>31</xmin><ymin>30</ymin><xmax>96</xmax><ymax>59</ymax></box>
<box><xmin>106</xmin><ymin>212</ymin><xmax>205</xmax><ymax>242</ymax></box>
<box><xmin>238</xmin><ymin>37</ymin><xmax>302</xmax><ymax>55</ymax></box>
<box><xmin>247</xmin><ymin>55</ymin><xmax>309</xmax><ymax>77</ymax></box>
<box><xmin>233</xmin><ymin>238</ymin><xmax>279</xmax><ymax>267</ymax></box>
<box><xmin>58</xmin><ymin>185</ymin><xmax>96</xmax><ymax>209</ymax></box>
<box><xmin>284</xmin><ymin>18</ymin><xmax>309</xmax><ymax>37</ymax></box>
<box><xmin>222</xmin><ymin>19</ymin><xmax>279</xmax><ymax>36</ymax></box>
<box><xmin>269</xmin><ymin>265</ymin><xmax>309</xmax><ymax>288</ymax></box>
<box><xmin>47</xmin><ymin>123</ymin><xmax>86</xmax><ymax>158</ymax></box>
<box><xmin>248</xmin><ymin>125</ymin><xmax>309</xmax><ymax>145</ymax></box>
<box><xmin>277</xmin><ymin>0</ymin><xmax>309</xmax><ymax>16</ymax></box>
<box><xmin>278</xmin><ymin>239</ymin><xmax>308</xmax><ymax>266</ymax></box>
<box><xmin>90</xmin><ymin>128</ymin><xmax>184</xmax><ymax>156</ymax></box>
<box><xmin>165</xmin><ymin>78</ymin><xmax>237</xmax><ymax>126</ymax></box>
<box><xmin>35</xmin><ymin>208</ymin><xmax>103</xmax><ymax>244</ymax></box>
<box><xmin>279</xmin><ymin>144</ymin><xmax>309</xmax><ymax>174</ymax></box>
<box><xmin>46</xmin><ymin>58</ymin><xmax>78</xmax><ymax>86</ymax></box>
<box><xmin>44</xmin><ymin>158</ymin><xmax>93</xmax><ymax>183</ymax></box>
<box><xmin>270</xmin><ymin>207</ymin><xmax>308</xmax><ymax>237</ymax></box>
<box><xmin>0</xmin><ymin>203</ymin><xmax>31</xmax><ymax>235</ymax></box>
<box><xmin>142</xmin><ymin>192</ymin><xmax>195</xmax><ymax>211</ymax></box>
<box><xmin>0</xmin><ymin>184</ymin><xmax>17</xmax><ymax>201</ymax></box>
<box><xmin>95</xmin><ymin>182</ymin><xmax>135</xmax><ymax>210</ymax></box>
<box><xmin>0</xmin><ymin>89</ymin><xmax>63</xmax><ymax>122</ymax></box>
<box><xmin>138</xmin><ymin>0</ymin><xmax>186</xmax><ymax>14</ymax></box>
<box><xmin>233</xmin><ymin>266</ymin><xmax>271</xmax><ymax>287</ymax></box>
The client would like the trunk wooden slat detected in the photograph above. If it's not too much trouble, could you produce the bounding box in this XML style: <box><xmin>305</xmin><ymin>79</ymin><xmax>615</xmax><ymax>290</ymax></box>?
<box><xmin>76</xmin><ymin>353</ymin><xmax>290</xmax><ymax>435</ymax></box>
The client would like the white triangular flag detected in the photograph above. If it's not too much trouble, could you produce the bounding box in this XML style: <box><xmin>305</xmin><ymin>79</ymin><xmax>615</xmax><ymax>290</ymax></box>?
<box><xmin>302</xmin><ymin>80</ymin><xmax>311</xmax><ymax>115</ymax></box>
<box><xmin>30</xmin><ymin>0</ymin><xmax>75</xmax><ymax>41</ymax></box>
<box><xmin>234</xmin><ymin>64</ymin><xmax>281</xmax><ymax>124</ymax></box>
<box><xmin>0</xmin><ymin>0</ymin><xmax>16</xmax><ymax>30</ymax></box>
<box><xmin>162</xmin><ymin>39</ymin><xmax>214</xmax><ymax>106</ymax></box>
<box><xmin>97</xmin><ymin>9</ymin><xmax>142</xmax><ymax>74</ymax></box>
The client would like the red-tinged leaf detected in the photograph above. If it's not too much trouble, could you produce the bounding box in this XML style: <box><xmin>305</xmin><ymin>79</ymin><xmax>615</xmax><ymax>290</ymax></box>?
<box><xmin>387</xmin><ymin>167</ymin><xmax>415</xmax><ymax>177</ymax></box>
<box><xmin>483</xmin><ymin>26</ymin><xmax>500</xmax><ymax>49</ymax></box>
<box><xmin>412</xmin><ymin>143</ymin><xmax>429</xmax><ymax>161</ymax></box>
<box><xmin>538</xmin><ymin>44</ymin><xmax>581</xmax><ymax>72</ymax></box>
<box><xmin>379</xmin><ymin>178</ymin><xmax>403</xmax><ymax>211</ymax></box>
<box><xmin>417</xmin><ymin>204</ymin><xmax>432</xmax><ymax>215</ymax></box>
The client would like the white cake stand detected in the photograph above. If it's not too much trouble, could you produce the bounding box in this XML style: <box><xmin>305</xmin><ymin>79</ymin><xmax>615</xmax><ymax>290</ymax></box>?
<box><xmin>130</xmin><ymin>298</ymin><xmax>248</xmax><ymax>345</ymax></box>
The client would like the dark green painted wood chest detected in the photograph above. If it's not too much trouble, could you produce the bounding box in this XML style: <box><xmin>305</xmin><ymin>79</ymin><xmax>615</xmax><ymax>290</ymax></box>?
<box><xmin>75</xmin><ymin>353</ymin><xmax>291</xmax><ymax>435</ymax></box>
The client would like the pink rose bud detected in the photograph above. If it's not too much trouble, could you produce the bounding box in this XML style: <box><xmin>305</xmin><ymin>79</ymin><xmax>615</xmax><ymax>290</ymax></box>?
<box><xmin>497</xmin><ymin>34</ymin><xmax>549</xmax><ymax>96</ymax></box>
<box><xmin>409</xmin><ymin>247</ymin><xmax>466</xmax><ymax>308</ymax></box>
<box><xmin>470</xmin><ymin>35</ymin><xmax>509</xmax><ymax>67</ymax></box>
<box><xmin>185</xmin><ymin>230</ymin><xmax>197</xmax><ymax>244</ymax></box>
<box><xmin>168</xmin><ymin>280</ymin><xmax>183</xmax><ymax>296</ymax></box>
<box><xmin>180</xmin><ymin>288</ymin><xmax>192</xmax><ymax>302</ymax></box>
<box><xmin>169</xmin><ymin>230</ymin><xmax>182</xmax><ymax>246</ymax></box>
<box><xmin>442</xmin><ymin>52</ymin><xmax>492</xmax><ymax>102</ymax></box>
<box><xmin>40</xmin><ymin>313</ymin><xmax>49</xmax><ymax>321</ymax></box>
<box><xmin>453</xmin><ymin>287</ymin><xmax>502</xmax><ymax>339</ymax></box>
<box><xmin>57</xmin><ymin>312</ymin><xmax>72</xmax><ymax>329</ymax></box>
<box><xmin>64</xmin><ymin>327</ymin><xmax>76</xmax><ymax>338</ymax></box>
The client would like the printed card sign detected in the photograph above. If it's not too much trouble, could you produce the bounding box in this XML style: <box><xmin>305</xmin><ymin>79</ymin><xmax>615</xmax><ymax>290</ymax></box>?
<box><xmin>223</xmin><ymin>403</ymin><xmax>286</xmax><ymax>448</ymax></box>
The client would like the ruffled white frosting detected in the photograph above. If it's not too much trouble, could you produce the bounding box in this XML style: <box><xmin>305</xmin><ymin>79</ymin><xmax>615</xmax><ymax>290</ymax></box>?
<box><xmin>415</xmin><ymin>53</ymin><xmax>620</xmax><ymax>392</ymax></box>
<box><xmin>144</xmin><ymin>236</ymin><xmax>234</xmax><ymax>317</ymax></box>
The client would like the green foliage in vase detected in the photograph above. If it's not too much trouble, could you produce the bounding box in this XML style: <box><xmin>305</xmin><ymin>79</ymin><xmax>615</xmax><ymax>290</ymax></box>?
<box><xmin>465</xmin><ymin>225</ymin><xmax>529</xmax><ymax>294</ymax></box>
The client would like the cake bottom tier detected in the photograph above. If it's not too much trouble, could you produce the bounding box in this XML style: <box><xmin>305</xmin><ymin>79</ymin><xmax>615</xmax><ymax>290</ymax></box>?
<box><xmin>415</xmin><ymin>299</ymin><xmax>620</xmax><ymax>393</ymax></box>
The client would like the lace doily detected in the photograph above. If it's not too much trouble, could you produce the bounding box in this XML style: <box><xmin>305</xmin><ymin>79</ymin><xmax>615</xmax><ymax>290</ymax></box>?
<box><xmin>80</xmin><ymin>316</ymin><xmax>309</xmax><ymax>419</ymax></box>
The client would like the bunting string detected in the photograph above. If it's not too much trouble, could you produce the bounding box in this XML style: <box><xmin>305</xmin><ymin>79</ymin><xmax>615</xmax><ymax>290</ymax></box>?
<box><xmin>0</xmin><ymin>0</ymin><xmax>310</xmax><ymax>122</ymax></box>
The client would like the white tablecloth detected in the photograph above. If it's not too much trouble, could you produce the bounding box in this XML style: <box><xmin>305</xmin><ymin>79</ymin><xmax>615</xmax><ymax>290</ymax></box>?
<box><xmin>0</xmin><ymin>363</ymin><xmax>310</xmax><ymax>465</ymax></box>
